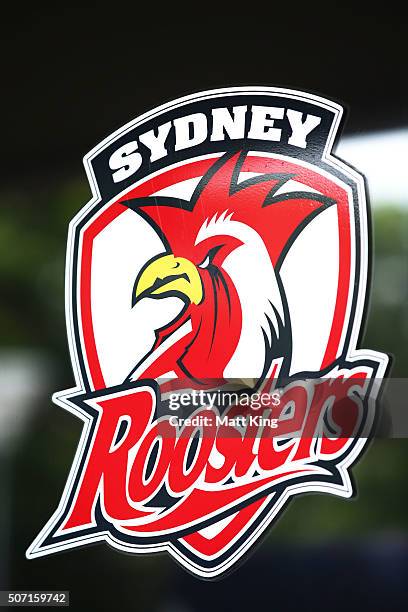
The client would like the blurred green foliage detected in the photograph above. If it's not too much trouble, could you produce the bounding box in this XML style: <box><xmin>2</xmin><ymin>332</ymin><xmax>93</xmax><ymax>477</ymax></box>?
<box><xmin>0</xmin><ymin>179</ymin><xmax>89</xmax><ymax>362</ymax></box>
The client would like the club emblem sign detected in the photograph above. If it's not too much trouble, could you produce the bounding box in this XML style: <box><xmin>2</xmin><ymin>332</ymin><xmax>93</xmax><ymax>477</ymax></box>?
<box><xmin>27</xmin><ymin>87</ymin><xmax>388</xmax><ymax>578</ymax></box>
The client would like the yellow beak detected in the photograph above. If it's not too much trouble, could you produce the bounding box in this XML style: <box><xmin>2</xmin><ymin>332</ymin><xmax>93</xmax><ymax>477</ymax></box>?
<box><xmin>133</xmin><ymin>254</ymin><xmax>204</xmax><ymax>305</ymax></box>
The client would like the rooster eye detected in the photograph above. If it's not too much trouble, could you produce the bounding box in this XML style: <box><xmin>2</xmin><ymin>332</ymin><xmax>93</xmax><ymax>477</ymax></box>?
<box><xmin>198</xmin><ymin>255</ymin><xmax>210</xmax><ymax>269</ymax></box>
<box><xmin>198</xmin><ymin>244</ymin><xmax>224</xmax><ymax>270</ymax></box>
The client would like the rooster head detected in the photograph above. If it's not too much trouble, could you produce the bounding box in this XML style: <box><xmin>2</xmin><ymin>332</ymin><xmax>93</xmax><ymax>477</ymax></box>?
<box><xmin>125</xmin><ymin>151</ymin><xmax>333</xmax><ymax>387</ymax></box>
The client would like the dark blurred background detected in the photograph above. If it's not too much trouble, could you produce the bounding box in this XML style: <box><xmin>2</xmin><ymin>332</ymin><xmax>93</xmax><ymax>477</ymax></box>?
<box><xmin>1</xmin><ymin>8</ymin><xmax>407</xmax><ymax>611</ymax></box>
